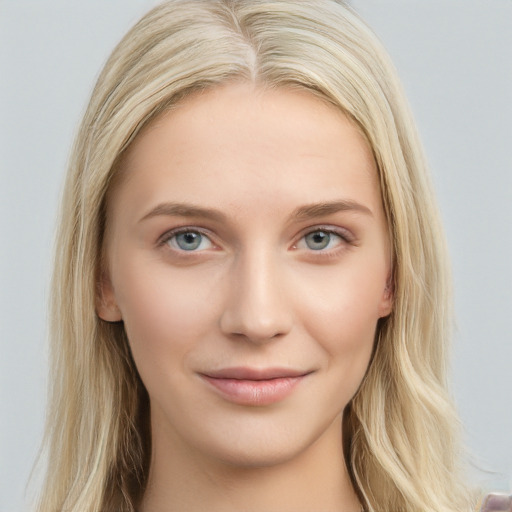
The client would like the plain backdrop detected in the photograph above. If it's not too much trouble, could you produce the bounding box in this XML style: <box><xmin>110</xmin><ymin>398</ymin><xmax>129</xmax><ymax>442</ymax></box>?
<box><xmin>1</xmin><ymin>1</ymin><xmax>511</xmax><ymax>510</ymax></box>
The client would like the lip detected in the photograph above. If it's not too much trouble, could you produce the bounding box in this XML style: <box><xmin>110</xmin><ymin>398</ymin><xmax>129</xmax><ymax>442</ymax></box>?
<box><xmin>199</xmin><ymin>367</ymin><xmax>312</xmax><ymax>406</ymax></box>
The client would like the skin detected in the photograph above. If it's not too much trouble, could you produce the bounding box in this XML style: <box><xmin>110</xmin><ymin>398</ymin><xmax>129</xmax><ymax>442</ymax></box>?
<box><xmin>98</xmin><ymin>82</ymin><xmax>393</xmax><ymax>512</ymax></box>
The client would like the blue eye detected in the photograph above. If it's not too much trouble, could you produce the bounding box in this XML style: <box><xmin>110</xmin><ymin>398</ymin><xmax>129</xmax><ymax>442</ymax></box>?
<box><xmin>166</xmin><ymin>231</ymin><xmax>213</xmax><ymax>251</ymax></box>
<box><xmin>299</xmin><ymin>230</ymin><xmax>344</xmax><ymax>251</ymax></box>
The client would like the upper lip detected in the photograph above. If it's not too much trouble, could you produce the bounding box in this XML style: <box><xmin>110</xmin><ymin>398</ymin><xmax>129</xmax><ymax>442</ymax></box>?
<box><xmin>201</xmin><ymin>367</ymin><xmax>312</xmax><ymax>381</ymax></box>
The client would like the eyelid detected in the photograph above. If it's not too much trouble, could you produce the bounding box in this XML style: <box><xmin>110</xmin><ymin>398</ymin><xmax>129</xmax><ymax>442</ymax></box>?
<box><xmin>293</xmin><ymin>225</ymin><xmax>354</xmax><ymax>248</ymax></box>
<box><xmin>158</xmin><ymin>226</ymin><xmax>217</xmax><ymax>250</ymax></box>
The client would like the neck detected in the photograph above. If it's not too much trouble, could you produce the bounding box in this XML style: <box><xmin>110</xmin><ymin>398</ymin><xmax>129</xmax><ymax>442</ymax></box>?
<box><xmin>140</xmin><ymin>414</ymin><xmax>361</xmax><ymax>512</ymax></box>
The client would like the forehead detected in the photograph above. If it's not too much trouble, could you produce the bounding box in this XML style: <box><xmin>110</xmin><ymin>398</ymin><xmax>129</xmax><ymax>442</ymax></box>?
<box><xmin>109</xmin><ymin>82</ymin><xmax>381</xmax><ymax>222</ymax></box>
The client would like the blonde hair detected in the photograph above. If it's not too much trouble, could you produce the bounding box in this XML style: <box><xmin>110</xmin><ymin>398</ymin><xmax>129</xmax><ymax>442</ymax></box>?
<box><xmin>36</xmin><ymin>1</ymin><xmax>474</xmax><ymax>511</ymax></box>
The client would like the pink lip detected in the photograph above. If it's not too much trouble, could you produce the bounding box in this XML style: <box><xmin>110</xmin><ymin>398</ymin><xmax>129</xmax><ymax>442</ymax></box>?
<box><xmin>199</xmin><ymin>367</ymin><xmax>311</xmax><ymax>406</ymax></box>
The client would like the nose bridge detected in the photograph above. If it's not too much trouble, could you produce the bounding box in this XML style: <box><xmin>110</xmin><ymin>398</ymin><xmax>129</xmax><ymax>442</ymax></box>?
<box><xmin>220</xmin><ymin>244</ymin><xmax>292</xmax><ymax>343</ymax></box>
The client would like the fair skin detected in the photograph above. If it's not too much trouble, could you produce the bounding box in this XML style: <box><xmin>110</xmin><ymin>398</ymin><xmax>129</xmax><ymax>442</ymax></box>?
<box><xmin>98</xmin><ymin>82</ymin><xmax>392</xmax><ymax>512</ymax></box>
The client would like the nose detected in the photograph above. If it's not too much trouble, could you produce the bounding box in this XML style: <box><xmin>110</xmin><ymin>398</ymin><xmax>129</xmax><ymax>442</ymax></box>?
<box><xmin>219</xmin><ymin>250</ymin><xmax>293</xmax><ymax>344</ymax></box>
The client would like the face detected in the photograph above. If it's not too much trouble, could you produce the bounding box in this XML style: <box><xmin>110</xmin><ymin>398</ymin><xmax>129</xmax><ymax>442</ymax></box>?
<box><xmin>98</xmin><ymin>83</ymin><xmax>392</xmax><ymax>468</ymax></box>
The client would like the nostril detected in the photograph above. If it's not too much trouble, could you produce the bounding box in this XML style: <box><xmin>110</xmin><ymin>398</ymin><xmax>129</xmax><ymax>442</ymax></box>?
<box><xmin>228</xmin><ymin>324</ymin><xmax>288</xmax><ymax>344</ymax></box>
<box><xmin>220</xmin><ymin>308</ymin><xmax>292</xmax><ymax>344</ymax></box>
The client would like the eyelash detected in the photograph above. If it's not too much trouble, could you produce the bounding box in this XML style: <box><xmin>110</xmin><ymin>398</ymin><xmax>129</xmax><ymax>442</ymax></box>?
<box><xmin>292</xmin><ymin>226</ymin><xmax>353</xmax><ymax>259</ymax></box>
<box><xmin>158</xmin><ymin>225</ymin><xmax>354</xmax><ymax>255</ymax></box>
<box><xmin>159</xmin><ymin>227</ymin><xmax>216</xmax><ymax>252</ymax></box>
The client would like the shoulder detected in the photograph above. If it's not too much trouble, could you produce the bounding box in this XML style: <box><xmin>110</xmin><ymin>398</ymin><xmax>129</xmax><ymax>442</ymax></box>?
<box><xmin>478</xmin><ymin>493</ymin><xmax>512</xmax><ymax>512</ymax></box>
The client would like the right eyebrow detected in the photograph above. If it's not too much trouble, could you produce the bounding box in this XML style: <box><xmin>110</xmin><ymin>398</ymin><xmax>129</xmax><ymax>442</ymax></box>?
<box><xmin>290</xmin><ymin>199</ymin><xmax>373</xmax><ymax>221</ymax></box>
<box><xmin>138</xmin><ymin>202</ymin><xmax>227</xmax><ymax>224</ymax></box>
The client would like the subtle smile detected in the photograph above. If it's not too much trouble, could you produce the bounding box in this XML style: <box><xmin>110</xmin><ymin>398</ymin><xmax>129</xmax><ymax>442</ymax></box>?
<box><xmin>199</xmin><ymin>367</ymin><xmax>312</xmax><ymax>406</ymax></box>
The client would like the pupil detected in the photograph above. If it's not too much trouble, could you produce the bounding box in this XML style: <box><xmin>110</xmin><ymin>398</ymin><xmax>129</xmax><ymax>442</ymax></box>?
<box><xmin>306</xmin><ymin>231</ymin><xmax>330</xmax><ymax>250</ymax></box>
<box><xmin>177</xmin><ymin>232</ymin><xmax>201</xmax><ymax>250</ymax></box>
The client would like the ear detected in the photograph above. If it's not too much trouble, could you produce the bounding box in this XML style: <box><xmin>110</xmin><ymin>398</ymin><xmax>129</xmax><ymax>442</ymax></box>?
<box><xmin>378</xmin><ymin>274</ymin><xmax>394</xmax><ymax>318</ymax></box>
<box><xmin>95</xmin><ymin>268</ymin><xmax>122</xmax><ymax>322</ymax></box>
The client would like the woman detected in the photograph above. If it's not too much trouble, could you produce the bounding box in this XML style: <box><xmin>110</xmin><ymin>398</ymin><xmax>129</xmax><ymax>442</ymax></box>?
<box><xmin>36</xmin><ymin>1</ymin><xmax>476</xmax><ymax>511</ymax></box>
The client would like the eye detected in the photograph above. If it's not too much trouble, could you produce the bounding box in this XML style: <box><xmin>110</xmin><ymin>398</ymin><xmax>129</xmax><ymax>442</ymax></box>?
<box><xmin>165</xmin><ymin>230</ymin><xmax>213</xmax><ymax>251</ymax></box>
<box><xmin>296</xmin><ymin>229</ymin><xmax>345</xmax><ymax>251</ymax></box>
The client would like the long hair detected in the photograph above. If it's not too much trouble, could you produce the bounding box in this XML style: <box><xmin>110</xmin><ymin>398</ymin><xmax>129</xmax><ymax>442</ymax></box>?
<box><xmin>36</xmin><ymin>1</ymin><xmax>474</xmax><ymax>510</ymax></box>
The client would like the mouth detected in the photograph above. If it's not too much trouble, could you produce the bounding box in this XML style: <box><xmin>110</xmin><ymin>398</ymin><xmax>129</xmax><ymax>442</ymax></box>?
<box><xmin>198</xmin><ymin>367</ymin><xmax>312</xmax><ymax>406</ymax></box>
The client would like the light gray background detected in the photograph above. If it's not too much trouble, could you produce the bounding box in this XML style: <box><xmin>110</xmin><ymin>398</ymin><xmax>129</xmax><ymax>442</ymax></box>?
<box><xmin>1</xmin><ymin>1</ymin><xmax>511</xmax><ymax>510</ymax></box>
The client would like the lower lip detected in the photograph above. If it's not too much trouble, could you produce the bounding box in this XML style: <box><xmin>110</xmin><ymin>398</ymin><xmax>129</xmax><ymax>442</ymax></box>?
<box><xmin>200</xmin><ymin>375</ymin><xmax>305</xmax><ymax>406</ymax></box>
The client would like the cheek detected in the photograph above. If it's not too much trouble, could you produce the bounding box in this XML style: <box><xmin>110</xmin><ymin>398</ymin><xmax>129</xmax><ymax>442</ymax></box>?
<box><xmin>111</xmin><ymin>256</ymin><xmax>222</xmax><ymax>373</ymax></box>
<box><xmin>295</xmin><ymin>257</ymin><xmax>386</xmax><ymax>360</ymax></box>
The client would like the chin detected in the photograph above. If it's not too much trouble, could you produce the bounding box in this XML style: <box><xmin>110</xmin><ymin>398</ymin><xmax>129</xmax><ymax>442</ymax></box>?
<box><xmin>217</xmin><ymin>442</ymin><xmax>305</xmax><ymax>469</ymax></box>
<box><xmin>195</xmin><ymin>417</ymin><xmax>338</xmax><ymax>471</ymax></box>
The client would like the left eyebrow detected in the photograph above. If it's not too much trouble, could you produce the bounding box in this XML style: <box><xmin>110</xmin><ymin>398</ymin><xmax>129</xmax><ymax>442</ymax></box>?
<box><xmin>290</xmin><ymin>200</ymin><xmax>373</xmax><ymax>221</ymax></box>
<box><xmin>138</xmin><ymin>202</ymin><xmax>227</xmax><ymax>224</ymax></box>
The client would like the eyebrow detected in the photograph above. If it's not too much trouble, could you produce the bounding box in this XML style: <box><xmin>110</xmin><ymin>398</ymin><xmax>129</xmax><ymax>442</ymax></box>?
<box><xmin>139</xmin><ymin>202</ymin><xmax>227</xmax><ymax>223</ymax></box>
<box><xmin>290</xmin><ymin>200</ymin><xmax>373</xmax><ymax>220</ymax></box>
<box><xmin>138</xmin><ymin>199</ymin><xmax>373</xmax><ymax>224</ymax></box>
